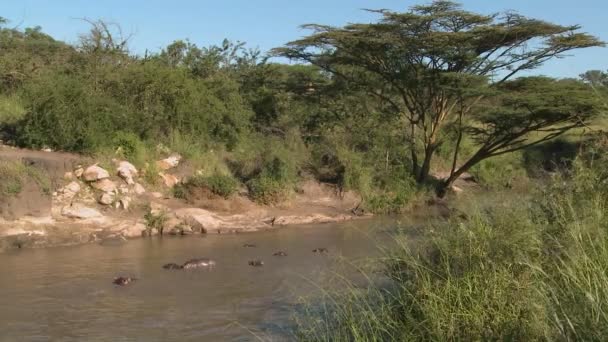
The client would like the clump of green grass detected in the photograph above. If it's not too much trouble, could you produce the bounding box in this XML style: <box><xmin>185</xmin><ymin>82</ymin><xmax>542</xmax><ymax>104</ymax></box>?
<box><xmin>143</xmin><ymin>205</ymin><xmax>168</xmax><ymax>236</ymax></box>
<box><xmin>0</xmin><ymin>160</ymin><xmax>51</xmax><ymax>197</ymax></box>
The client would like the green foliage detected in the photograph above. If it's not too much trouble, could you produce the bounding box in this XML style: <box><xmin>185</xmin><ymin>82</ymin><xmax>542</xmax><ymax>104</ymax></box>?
<box><xmin>143</xmin><ymin>206</ymin><xmax>168</xmax><ymax>236</ymax></box>
<box><xmin>184</xmin><ymin>173</ymin><xmax>238</xmax><ymax>198</ymax></box>
<box><xmin>111</xmin><ymin>131</ymin><xmax>148</xmax><ymax>167</ymax></box>
<box><xmin>0</xmin><ymin>94</ymin><xmax>26</xmax><ymax>125</ymax></box>
<box><xmin>247</xmin><ymin>173</ymin><xmax>290</xmax><ymax>205</ymax></box>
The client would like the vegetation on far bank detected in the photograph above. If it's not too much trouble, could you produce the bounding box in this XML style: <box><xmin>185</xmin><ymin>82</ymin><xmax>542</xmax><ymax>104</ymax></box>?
<box><xmin>0</xmin><ymin>1</ymin><xmax>605</xmax><ymax>209</ymax></box>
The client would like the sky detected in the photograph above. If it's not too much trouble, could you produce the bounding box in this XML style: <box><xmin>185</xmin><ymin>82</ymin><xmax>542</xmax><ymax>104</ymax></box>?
<box><xmin>3</xmin><ymin>0</ymin><xmax>607</xmax><ymax>78</ymax></box>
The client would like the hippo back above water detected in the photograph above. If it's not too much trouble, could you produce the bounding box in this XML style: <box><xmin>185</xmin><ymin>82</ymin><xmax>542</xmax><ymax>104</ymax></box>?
<box><xmin>181</xmin><ymin>258</ymin><xmax>216</xmax><ymax>269</ymax></box>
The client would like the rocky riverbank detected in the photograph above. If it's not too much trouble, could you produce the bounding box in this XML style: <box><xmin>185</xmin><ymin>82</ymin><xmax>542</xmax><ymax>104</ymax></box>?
<box><xmin>0</xmin><ymin>145</ymin><xmax>365</xmax><ymax>251</ymax></box>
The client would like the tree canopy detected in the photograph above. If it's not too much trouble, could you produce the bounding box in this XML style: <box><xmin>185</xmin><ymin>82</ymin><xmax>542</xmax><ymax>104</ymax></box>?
<box><xmin>275</xmin><ymin>0</ymin><xmax>604</xmax><ymax>193</ymax></box>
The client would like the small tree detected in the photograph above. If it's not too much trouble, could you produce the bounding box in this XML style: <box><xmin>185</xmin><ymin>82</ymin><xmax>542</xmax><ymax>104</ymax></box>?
<box><xmin>275</xmin><ymin>1</ymin><xmax>603</xmax><ymax>194</ymax></box>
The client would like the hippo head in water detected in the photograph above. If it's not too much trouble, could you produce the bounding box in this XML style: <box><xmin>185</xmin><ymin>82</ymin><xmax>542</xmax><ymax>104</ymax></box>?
<box><xmin>248</xmin><ymin>259</ymin><xmax>264</xmax><ymax>267</ymax></box>
<box><xmin>312</xmin><ymin>248</ymin><xmax>328</xmax><ymax>253</ymax></box>
<box><xmin>162</xmin><ymin>263</ymin><xmax>184</xmax><ymax>270</ymax></box>
<box><xmin>181</xmin><ymin>258</ymin><xmax>216</xmax><ymax>269</ymax></box>
<box><xmin>113</xmin><ymin>276</ymin><xmax>136</xmax><ymax>286</ymax></box>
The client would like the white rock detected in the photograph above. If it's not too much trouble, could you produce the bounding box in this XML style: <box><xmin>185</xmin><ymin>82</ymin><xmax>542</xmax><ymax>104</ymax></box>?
<box><xmin>159</xmin><ymin>173</ymin><xmax>180</xmax><ymax>187</ymax></box>
<box><xmin>61</xmin><ymin>204</ymin><xmax>103</xmax><ymax>219</ymax></box>
<box><xmin>174</xmin><ymin>208</ymin><xmax>222</xmax><ymax>233</ymax></box>
<box><xmin>116</xmin><ymin>161</ymin><xmax>138</xmax><ymax>185</ymax></box>
<box><xmin>451</xmin><ymin>185</ymin><xmax>464</xmax><ymax>194</ymax></box>
<box><xmin>98</xmin><ymin>192</ymin><xmax>115</xmax><ymax>205</ymax></box>
<box><xmin>156</xmin><ymin>154</ymin><xmax>182</xmax><ymax>170</ymax></box>
<box><xmin>120</xmin><ymin>221</ymin><xmax>147</xmax><ymax>238</ymax></box>
<box><xmin>120</xmin><ymin>197</ymin><xmax>131</xmax><ymax>210</ymax></box>
<box><xmin>63</xmin><ymin>181</ymin><xmax>81</xmax><ymax>194</ymax></box>
<box><xmin>133</xmin><ymin>183</ymin><xmax>146</xmax><ymax>195</ymax></box>
<box><xmin>64</xmin><ymin>172</ymin><xmax>74</xmax><ymax>180</ymax></box>
<box><xmin>150</xmin><ymin>192</ymin><xmax>163</xmax><ymax>199</ymax></box>
<box><xmin>91</xmin><ymin>179</ymin><xmax>117</xmax><ymax>193</ymax></box>
<box><xmin>74</xmin><ymin>167</ymin><xmax>84</xmax><ymax>178</ymax></box>
<box><xmin>118</xmin><ymin>184</ymin><xmax>130</xmax><ymax>194</ymax></box>
<box><xmin>83</xmin><ymin>164</ymin><xmax>110</xmax><ymax>181</ymax></box>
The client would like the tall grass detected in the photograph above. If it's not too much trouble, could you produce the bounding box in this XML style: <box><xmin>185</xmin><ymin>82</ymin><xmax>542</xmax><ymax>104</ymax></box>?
<box><xmin>296</xmin><ymin>140</ymin><xmax>608</xmax><ymax>341</ymax></box>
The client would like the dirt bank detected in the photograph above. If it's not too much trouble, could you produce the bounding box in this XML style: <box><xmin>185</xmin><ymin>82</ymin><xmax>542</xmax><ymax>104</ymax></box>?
<box><xmin>0</xmin><ymin>146</ymin><xmax>367</xmax><ymax>252</ymax></box>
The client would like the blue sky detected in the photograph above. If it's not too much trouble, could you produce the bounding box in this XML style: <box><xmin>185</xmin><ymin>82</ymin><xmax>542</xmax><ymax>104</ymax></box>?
<box><xmin>3</xmin><ymin>0</ymin><xmax>606</xmax><ymax>78</ymax></box>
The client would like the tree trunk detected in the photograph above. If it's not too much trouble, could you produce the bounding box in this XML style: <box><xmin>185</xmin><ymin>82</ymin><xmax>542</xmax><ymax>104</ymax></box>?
<box><xmin>416</xmin><ymin>146</ymin><xmax>434</xmax><ymax>183</ymax></box>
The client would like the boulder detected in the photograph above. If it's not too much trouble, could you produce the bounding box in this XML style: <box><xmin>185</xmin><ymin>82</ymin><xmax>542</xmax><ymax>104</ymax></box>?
<box><xmin>83</xmin><ymin>164</ymin><xmax>110</xmax><ymax>181</ymax></box>
<box><xmin>98</xmin><ymin>192</ymin><xmax>115</xmax><ymax>205</ymax></box>
<box><xmin>121</xmin><ymin>221</ymin><xmax>147</xmax><ymax>238</ymax></box>
<box><xmin>119</xmin><ymin>197</ymin><xmax>131</xmax><ymax>210</ymax></box>
<box><xmin>174</xmin><ymin>208</ymin><xmax>222</xmax><ymax>233</ymax></box>
<box><xmin>118</xmin><ymin>184</ymin><xmax>130</xmax><ymax>194</ymax></box>
<box><xmin>62</xmin><ymin>181</ymin><xmax>81</xmax><ymax>194</ymax></box>
<box><xmin>61</xmin><ymin>204</ymin><xmax>103</xmax><ymax>219</ymax></box>
<box><xmin>156</xmin><ymin>154</ymin><xmax>182</xmax><ymax>170</ymax></box>
<box><xmin>116</xmin><ymin>161</ymin><xmax>138</xmax><ymax>185</ymax></box>
<box><xmin>91</xmin><ymin>179</ymin><xmax>117</xmax><ymax>193</ymax></box>
<box><xmin>450</xmin><ymin>185</ymin><xmax>464</xmax><ymax>194</ymax></box>
<box><xmin>159</xmin><ymin>173</ymin><xmax>180</xmax><ymax>188</ymax></box>
<box><xmin>64</xmin><ymin>172</ymin><xmax>74</xmax><ymax>180</ymax></box>
<box><xmin>150</xmin><ymin>192</ymin><xmax>163</xmax><ymax>199</ymax></box>
<box><xmin>74</xmin><ymin>167</ymin><xmax>84</xmax><ymax>178</ymax></box>
<box><xmin>133</xmin><ymin>183</ymin><xmax>146</xmax><ymax>195</ymax></box>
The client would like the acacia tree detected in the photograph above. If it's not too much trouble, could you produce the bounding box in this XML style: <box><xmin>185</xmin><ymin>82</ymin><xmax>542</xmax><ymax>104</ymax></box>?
<box><xmin>275</xmin><ymin>1</ymin><xmax>603</xmax><ymax>194</ymax></box>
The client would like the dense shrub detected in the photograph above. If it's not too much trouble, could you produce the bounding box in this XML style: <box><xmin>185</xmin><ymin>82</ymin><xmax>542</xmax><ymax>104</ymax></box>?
<box><xmin>185</xmin><ymin>173</ymin><xmax>239</xmax><ymax>198</ymax></box>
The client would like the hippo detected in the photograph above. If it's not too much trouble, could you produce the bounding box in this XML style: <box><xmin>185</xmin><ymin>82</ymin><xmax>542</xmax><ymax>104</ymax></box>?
<box><xmin>162</xmin><ymin>263</ymin><xmax>184</xmax><ymax>270</ymax></box>
<box><xmin>248</xmin><ymin>259</ymin><xmax>264</xmax><ymax>267</ymax></box>
<box><xmin>243</xmin><ymin>243</ymin><xmax>256</xmax><ymax>248</ymax></box>
<box><xmin>182</xmin><ymin>258</ymin><xmax>216</xmax><ymax>269</ymax></box>
<box><xmin>113</xmin><ymin>276</ymin><xmax>136</xmax><ymax>286</ymax></box>
<box><xmin>313</xmin><ymin>248</ymin><xmax>328</xmax><ymax>253</ymax></box>
<box><xmin>273</xmin><ymin>251</ymin><xmax>287</xmax><ymax>257</ymax></box>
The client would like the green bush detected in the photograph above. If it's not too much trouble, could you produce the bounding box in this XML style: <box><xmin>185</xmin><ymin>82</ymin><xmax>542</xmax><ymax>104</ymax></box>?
<box><xmin>185</xmin><ymin>173</ymin><xmax>238</xmax><ymax>198</ymax></box>
<box><xmin>247</xmin><ymin>173</ymin><xmax>290</xmax><ymax>205</ymax></box>
<box><xmin>111</xmin><ymin>131</ymin><xmax>148</xmax><ymax>167</ymax></box>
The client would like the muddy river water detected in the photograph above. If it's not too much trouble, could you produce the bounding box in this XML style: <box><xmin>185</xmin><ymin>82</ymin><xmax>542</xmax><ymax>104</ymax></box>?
<box><xmin>0</xmin><ymin>217</ymin><xmax>414</xmax><ymax>341</ymax></box>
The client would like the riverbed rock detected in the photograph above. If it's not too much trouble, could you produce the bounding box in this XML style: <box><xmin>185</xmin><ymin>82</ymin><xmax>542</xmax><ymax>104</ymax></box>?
<box><xmin>174</xmin><ymin>208</ymin><xmax>222</xmax><ymax>233</ymax></box>
<box><xmin>150</xmin><ymin>192</ymin><xmax>163</xmax><ymax>199</ymax></box>
<box><xmin>133</xmin><ymin>183</ymin><xmax>146</xmax><ymax>195</ymax></box>
<box><xmin>120</xmin><ymin>221</ymin><xmax>147</xmax><ymax>238</ymax></box>
<box><xmin>273</xmin><ymin>214</ymin><xmax>350</xmax><ymax>226</ymax></box>
<box><xmin>64</xmin><ymin>181</ymin><xmax>81</xmax><ymax>194</ymax></box>
<box><xmin>61</xmin><ymin>204</ymin><xmax>103</xmax><ymax>219</ymax></box>
<box><xmin>98</xmin><ymin>192</ymin><xmax>115</xmax><ymax>205</ymax></box>
<box><xmin>83</xmin><ymin>164</ymin><xmax>110</xmax><ymax>182</ymax></box>
<box><xmin>74</xmin><ymin>167</ymin><xmax>84</xmax><ymax>178</ymax></box>
<box><xmin>119</xmin><ymin>196</ymin><xmax>131</xmax><ymax>210</ymax></box>
<box><xmin>64</xmin><ymin>171</ymin><xmax>74</xmax><ymax>180</ymax></box>
<box><xmin>156</xmin><ymin>154</ymin><xmax>181</xmax><ymax>170</ymax></box>
<box><xmin>116</xmin><ymin>160</ymin><xmax>138</xmax><ymax>185</ymax></box>
<box><xmin>159</xmin><ymin>173</ymin><xmax>180</xmax><ymax>188</ymax></box>
<box><xmin>91</xmin><ymin>179</ymin><xmax>117</xmax><ymax>193</ymax></box>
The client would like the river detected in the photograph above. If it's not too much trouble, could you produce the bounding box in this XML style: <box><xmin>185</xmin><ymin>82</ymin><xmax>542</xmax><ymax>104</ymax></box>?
<box><xmin>0</xmin><ymin>217</ymin><xmax>414</xmax><ymax>341</ymax></box>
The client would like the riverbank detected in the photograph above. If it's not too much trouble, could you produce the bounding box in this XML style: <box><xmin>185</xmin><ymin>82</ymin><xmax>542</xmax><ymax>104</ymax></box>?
<box><xmin>0</xmin><ymin>144</ymin><xmax>373</xmax><ymax>251</ymax></box>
